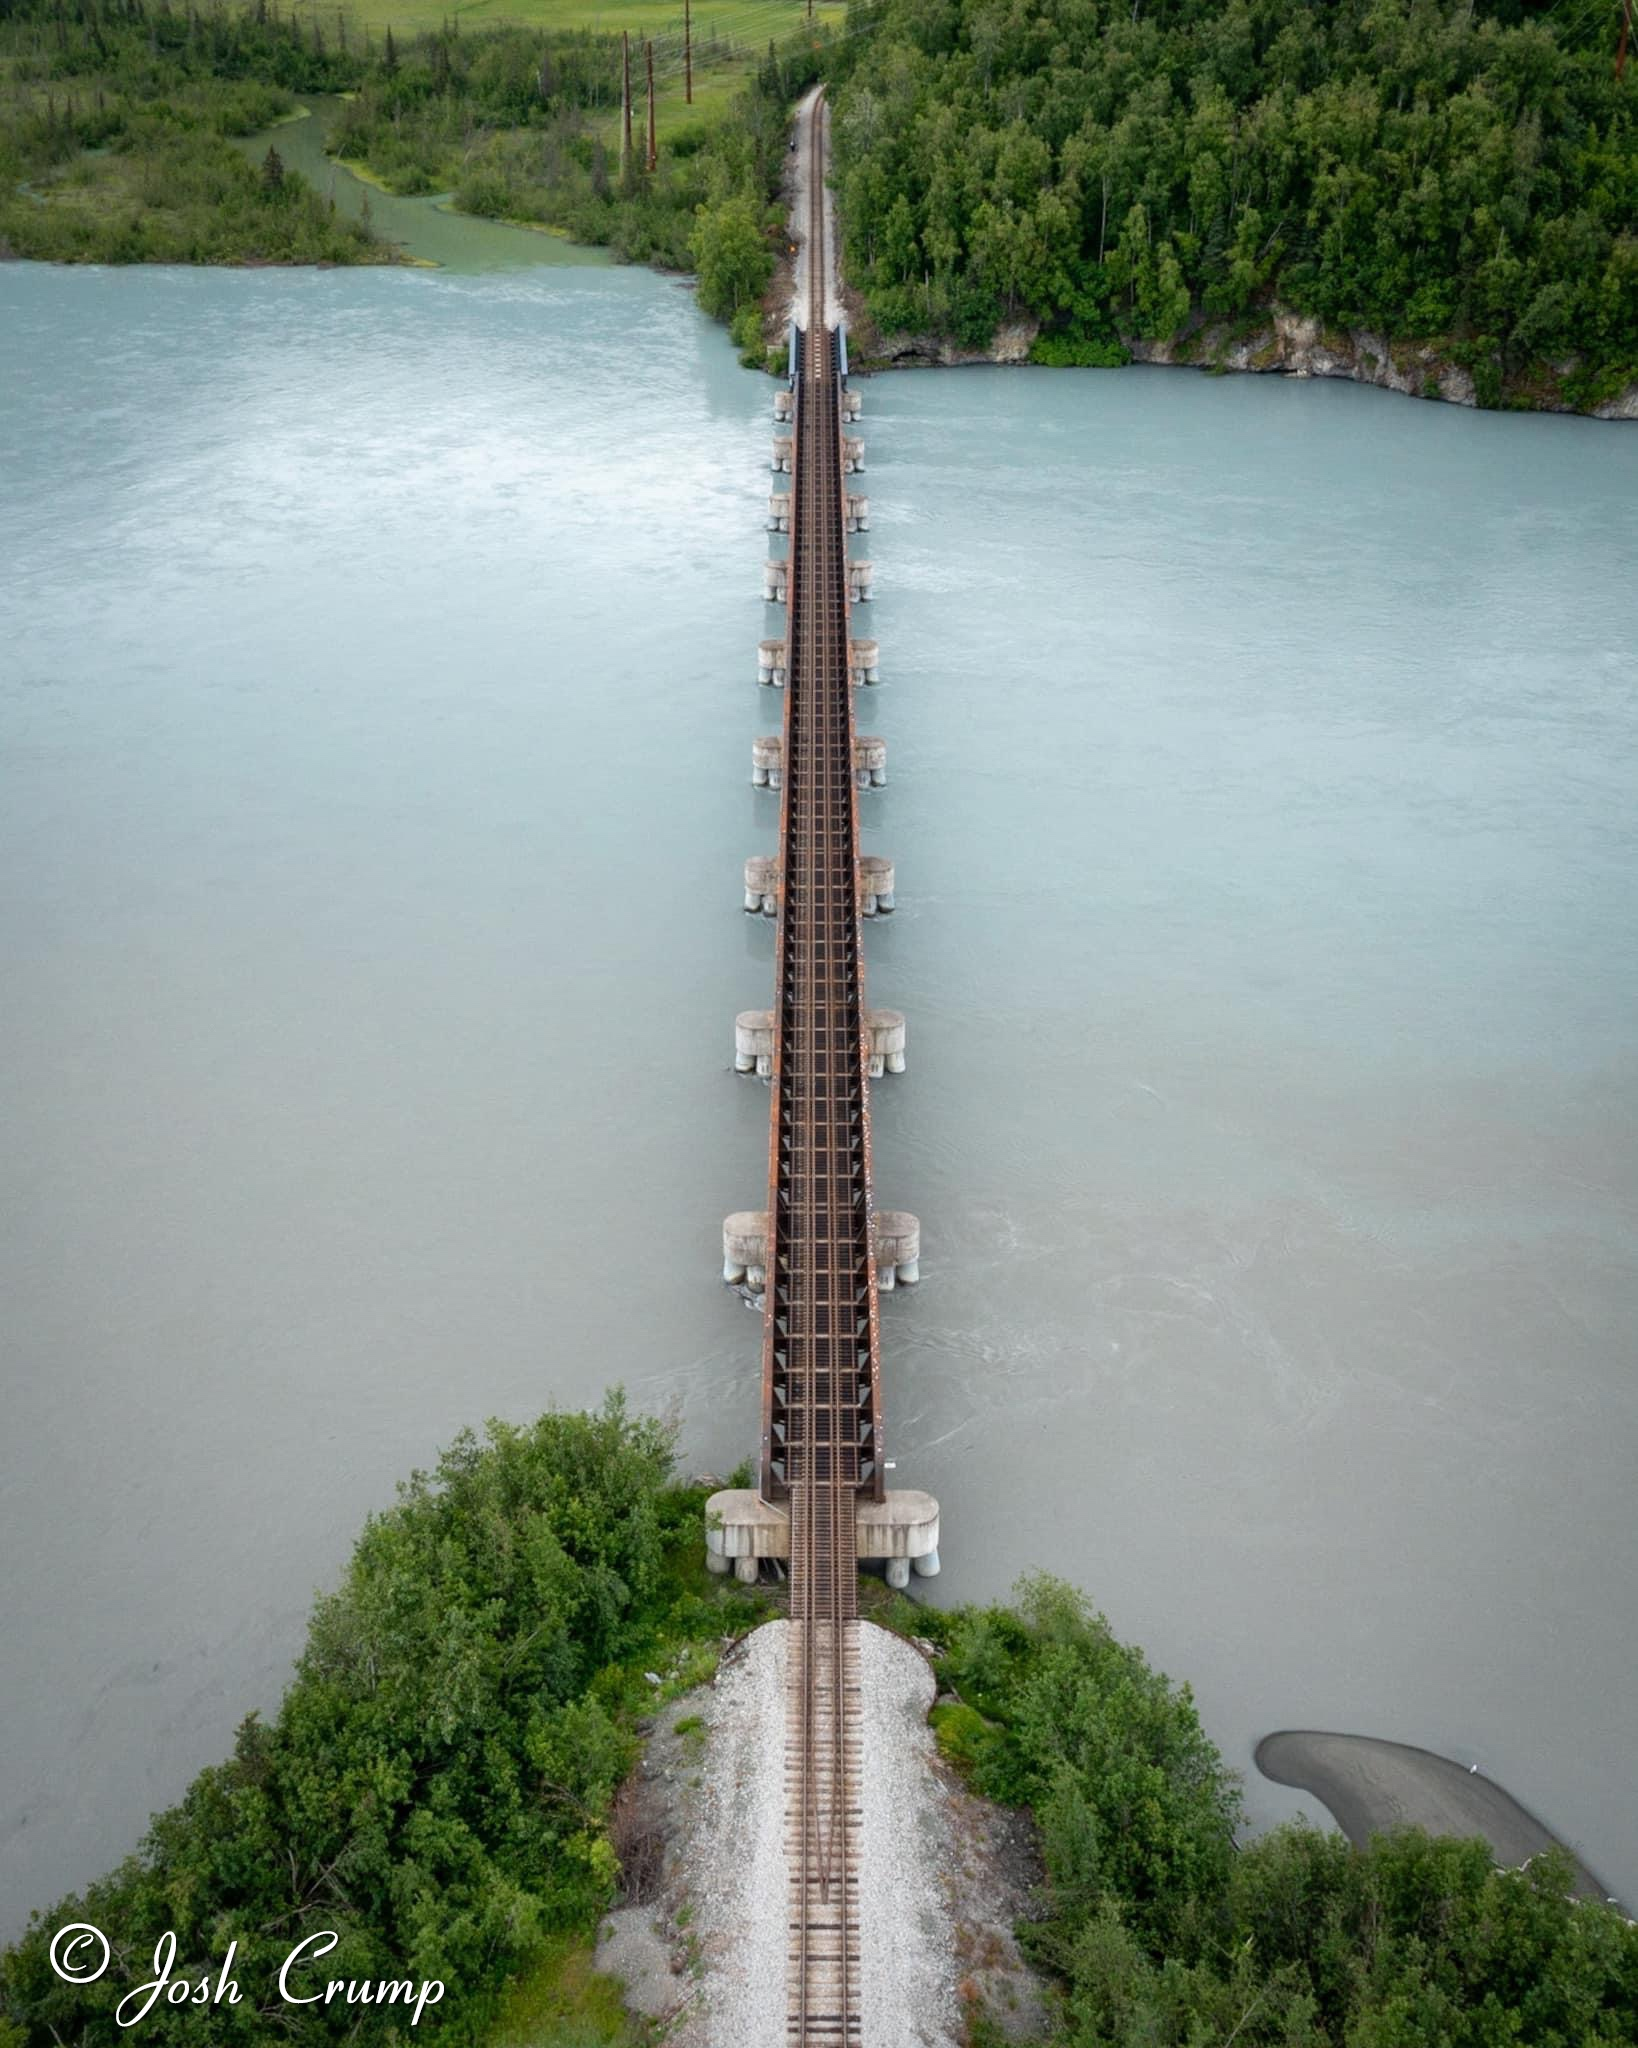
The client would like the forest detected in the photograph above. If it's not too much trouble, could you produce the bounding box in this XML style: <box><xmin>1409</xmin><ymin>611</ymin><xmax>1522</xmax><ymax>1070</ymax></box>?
<box><xmin>826</xmin><ymin>0</ymin><xmax>1638</xmax><ymax>403</ymax></box>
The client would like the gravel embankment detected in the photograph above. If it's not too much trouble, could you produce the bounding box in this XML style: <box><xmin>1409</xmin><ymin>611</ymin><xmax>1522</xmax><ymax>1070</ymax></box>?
<box><xmin>602</xmin><ymin>1619</ymin><xmax>1043</xmax><ymax>2047</ymax></box>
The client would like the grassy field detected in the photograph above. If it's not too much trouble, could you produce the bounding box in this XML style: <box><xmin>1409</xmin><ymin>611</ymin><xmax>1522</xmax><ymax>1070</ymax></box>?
<box><xmin>287</xmin><ymin>0</ymin><xmax>843</xmax><ymax>152</ymax></box>
<box><xmin>294</xmin><ymin>0</ymin><xmax>843</xmax><ymax>49</ymax></box>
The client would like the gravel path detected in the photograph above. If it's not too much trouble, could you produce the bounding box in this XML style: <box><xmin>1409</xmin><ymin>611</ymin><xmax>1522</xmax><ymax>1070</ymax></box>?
<box><xmin>788</xmin><ymin>85</ymin><xmax>843</xmax><ymax>333</ymax></box>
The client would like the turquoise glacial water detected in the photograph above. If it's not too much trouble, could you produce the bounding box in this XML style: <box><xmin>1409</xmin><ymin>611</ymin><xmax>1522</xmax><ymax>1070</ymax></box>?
<box><xmin>1</xmin><ymin>258</ymin><xmax>1635</xmax><ymax>1929</ymax></box>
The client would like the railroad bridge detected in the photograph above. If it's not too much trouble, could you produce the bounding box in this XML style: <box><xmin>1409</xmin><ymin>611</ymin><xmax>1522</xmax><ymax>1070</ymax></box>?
<box><xmin>704</xmin><ymin>89</ymin><xmax>941</xmax><ymax>2047</ymax></box>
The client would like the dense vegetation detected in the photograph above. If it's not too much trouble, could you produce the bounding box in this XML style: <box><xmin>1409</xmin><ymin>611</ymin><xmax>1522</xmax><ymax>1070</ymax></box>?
<box><xmin>827</xmin><ymin>0</ymin><xmax>1638</xmax><ymax>404</ymax></box>
<box><xmin>0</xmin><ymin>0</ymin><xmax>381</xmax><ymax>262</ymax></box>
<box><xmin>0</xmin><ymin>1401</ymin><xmax>771</xmax><ymax>2045</ymax></box>
<box><xmin>926</xmin><ymin>1577</ymin><xmax>1638</xmax><ymax>2045</ymax></box>
<box><xmin>0</xmin><ymin>0</ymin><xmax>811</xmax><ymax>329</ymax></box>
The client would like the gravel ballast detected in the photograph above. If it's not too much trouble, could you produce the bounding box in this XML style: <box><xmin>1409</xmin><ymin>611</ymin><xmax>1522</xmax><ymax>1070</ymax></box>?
<box><xmin>603</xmin><ymin>1618</ymin><xmax>1042</xmax><ymax>2048</ymax></box>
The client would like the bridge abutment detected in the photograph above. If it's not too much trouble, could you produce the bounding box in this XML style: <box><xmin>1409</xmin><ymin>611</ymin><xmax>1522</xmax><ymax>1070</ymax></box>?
<box><xmin>704</xmin><ymin>1488</ymin><xmax>939</xmax><ymax>1584</ymax></box>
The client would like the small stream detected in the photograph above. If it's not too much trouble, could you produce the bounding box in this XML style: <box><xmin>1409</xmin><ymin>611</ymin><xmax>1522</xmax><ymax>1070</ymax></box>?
<box><xmin>234</xmin><ymin>98</ymin><xmax>609</xmax><ymax>272</ymax></box>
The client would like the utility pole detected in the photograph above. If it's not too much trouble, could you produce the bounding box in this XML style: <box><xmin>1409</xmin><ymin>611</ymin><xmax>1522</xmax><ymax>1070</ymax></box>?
<box><xmin>621</xmin><ymin>30</ymin><xmax>632</xmax><ymax>172</ymax></box>
<box><xmin>646</xmin><ymin>38</ymin><xmax>656</xmax><ymax>172</ymax></box>
<box><xmin>684</xmin><ymin>0</ymin><xmax>693</xmax><ymax>104</ymax></box>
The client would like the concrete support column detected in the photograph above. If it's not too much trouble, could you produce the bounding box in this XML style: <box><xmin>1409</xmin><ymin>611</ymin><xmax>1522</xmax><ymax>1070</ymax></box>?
<box><xmin>758</xmin><ymin>639</ymin><xmax>787</xmax><ymax>689</ymax></box>
<box><xmin>744</xmin><ymin>854</ymin><xmax>780</xmax><ymax>916</ymax></box>
<box><xmin>764</xmin><ymin>558</ymin><xmax>789</xmax><ymax>605</ymax></box>
<box><xmin>752</xmin><ymin>734</ymin><xmax>783</xmax><ymax>789</ymax></box>
<box><xmin>767</xmin><ymin>493</ymin><xmax>791</xmax><ymax>533</ymax></box>
<box><xmin>864</xmin><ymin>1009</ymin><xmax>906</xmax><ymax>1079</ymax></box>
<box><xmin>772</xmin><ymin>435</ymin><xmax>793</xmax><ymax>473</ymax></box>
<box><xmin>857</xmin><ymin>855</ymin><xmax>895</xmax><ymax>917</ymax></box>
<box><xmin>842</xmin><ymin>436</ymin><xmax>865</xmax><ymax>474</ymax></box>
<box><xmin>873</xmin><ymin>1210</ymin><xmax>921</xmax><ymax>1289</ymax></box>
<box><xmin>774</xmin><ymin>388</ymin><xmax>794</xmax><ymax>422</ymax></box>
<box><xmin>721</xmin><ymin>1211</ymin><xmax>770</xmax><ymax>1286</ymax></box>
<box><xmin>845</xmin><ymin>494</ymin><xmax>870</xmax><ymax>533</ymax></box>
<box><xmin>734</xmin><ymin>1009</ymin><xmax>776</xmax><ymax>1078</ymax></box>
<box><xmin>848</xmin><ymin>639</ymin><xmax>880</xmax><ymax>688</ymax></box>
<box><xmin>853</xmin><ymin>735</ymin><xmax>887</xmax><ymax>789</ymax></box>
<box><xmin>841</xmin><ymin>387</ymin><xmax>862</xmax><ymax>421</ymax></box>
<box><xmin>847</xmin><ymin>559</ymin><xmax>873</xmax><ymax>603</ymax></box>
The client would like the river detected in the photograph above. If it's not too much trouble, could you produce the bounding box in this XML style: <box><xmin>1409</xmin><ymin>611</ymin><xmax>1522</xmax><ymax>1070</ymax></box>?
<box><xmin>1</xmin><ymin>250</ymin><xmax>1635</xmax><ymax>1934</ymax></box>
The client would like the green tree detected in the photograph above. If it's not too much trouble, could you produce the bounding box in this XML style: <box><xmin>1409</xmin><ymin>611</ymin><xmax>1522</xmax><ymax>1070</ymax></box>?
<box><xmin>689</xmin><ymin>192</ymin><xmax>772</xmax><ymax>318</ymax></box>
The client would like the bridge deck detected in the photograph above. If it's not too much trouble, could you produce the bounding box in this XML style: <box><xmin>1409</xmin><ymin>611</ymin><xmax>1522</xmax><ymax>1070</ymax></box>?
<box><xmin>769</xmin><ymin>91</ymin><xmax>876</xmax><ymax>2048</ymax></box>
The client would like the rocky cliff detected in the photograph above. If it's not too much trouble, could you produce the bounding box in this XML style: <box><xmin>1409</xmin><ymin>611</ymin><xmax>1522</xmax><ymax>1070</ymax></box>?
<box><xmin>863</xmin><ymin>305</ymin><xmax>1638</xmax><ymax>420</ymax></box>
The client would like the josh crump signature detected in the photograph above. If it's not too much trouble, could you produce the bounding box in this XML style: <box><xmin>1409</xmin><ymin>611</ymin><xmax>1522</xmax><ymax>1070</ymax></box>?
<box><xmin>49</xmin><ymin>1924</ymin><xmax>445</xmax><ymax>2028</ymax></box>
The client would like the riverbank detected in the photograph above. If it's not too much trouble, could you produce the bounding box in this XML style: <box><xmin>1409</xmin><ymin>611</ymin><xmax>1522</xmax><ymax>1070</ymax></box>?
<box><xmin>1257</xmin><ymin>1731</ymin><xmax>1617</xmax><ymax>1904</ymax></box>
<box><xmin>853</xmin><ymin>307</ymin><xmax>1638</xmax><ymax>420</ymax></box>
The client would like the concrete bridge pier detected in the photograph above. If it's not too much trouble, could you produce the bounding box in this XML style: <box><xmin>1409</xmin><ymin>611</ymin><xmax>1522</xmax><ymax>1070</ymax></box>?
<box><xmin>768</xmin><ymin>493</ymin><xmax>791</xmax><ymax>533</ymax></box>
<box><xmin>847</xmin><ymin>559</ymin><xmax>873</xmax><ymax>603</ymax></box>
<box><xmin>865</xmin><ymin>1009</ymin><xmax>906</xmax><ymax>1079</ymax></box>
<box><xmin>734</xmin><ymin>1010</ymin><xmax>776</xmax><ymax>1078</ymax></box>
<box><xmin>846</xmin><ymin>494</ymin><xmax>869</xmax><ymax>533</ymax></box>
<box><xmin>841</xmin><ymin>386</ymin><xmax>862</xmax><ymax>421</ymax></box>
<box><xmin>774</xmin><ymin>387</ymin><xmax>793</xmax><ymax>423</ymax></box>
<box><xmin>772</xmin><ymin>434</ymin><xmax>793</xmax><ymax>473</ymax></box>
<box><xmin>764</xmin><ymin>558</ymin><xmax>790</xmax><ymax>604</ymax></box>
<box><xmin>752</xmin><ymin>735</ymin><xmax>783</xmax><ymax>789</ymax></box>
<box><xmin>758</xmin><ymin>639</ymin><xmax>787</xmax><ymax>689</ymax></box>
<box><xmin>873</xmin><ymin>1210</ymin><xmax>921</xmax><ymax>1290</ymax></box>
<box><xmin>721</xmin><ymin>1210</ymin><xmax>770</xmax><ymax>1288</ymax></box>
<box><xmin>853</xmin><ymin>735</ymin><xmax>887</xmax><ymax>789</ymax></box>
<box><xmin>842</xmin><ymin>436</ymin><xmax>865</xmax><ymax>474</ymax></box>
<box><xmin>858</xmin><ymin>855</ymin><xmax>894</xmax><ymax>916</ymax></box>
<box><xmin>849</xmin><ymin>639</ymin><xmax>880</xmax><ymax>687</ymax></box>
<box><xmin>744</xmin><ymin>855</ymin><xmax>780</xmax><ymax>916</ymax></box>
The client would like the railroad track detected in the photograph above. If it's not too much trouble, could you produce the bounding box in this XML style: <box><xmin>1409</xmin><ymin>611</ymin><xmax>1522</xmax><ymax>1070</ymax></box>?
<box><xmin>774</xmin><ymin>90</ymin><xmax>872</xmax><ymax>2048</ymax></box>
